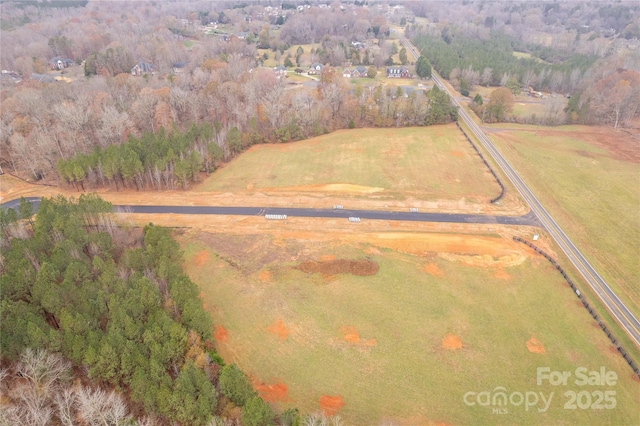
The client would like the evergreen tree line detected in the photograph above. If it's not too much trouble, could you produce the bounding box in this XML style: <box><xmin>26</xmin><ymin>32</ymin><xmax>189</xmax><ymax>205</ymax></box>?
<box><xmin>0</xmin><ymin>195</ymin><xmax>295</xmax><ymax>425</ymax></box>
<box><xmin>410</xmin><ymin>27</ymin><xmax>597</xmax><ymax>94</ymax></box>
<box><xmin>56</xmin><ymin>123</ymin><xmax>224</xmax><ymax>191</ymax></box>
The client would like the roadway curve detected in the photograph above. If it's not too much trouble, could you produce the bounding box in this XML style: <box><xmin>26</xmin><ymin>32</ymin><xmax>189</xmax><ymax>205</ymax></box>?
<box><xmin>1</xmin><ymin>197</ymin><xmax>539</xmax><ymax>226</ymax></box>
<box><xmin>397</xmin><ymin>33</ymin><xmax>640</xmax><ymax>347</ymax></box>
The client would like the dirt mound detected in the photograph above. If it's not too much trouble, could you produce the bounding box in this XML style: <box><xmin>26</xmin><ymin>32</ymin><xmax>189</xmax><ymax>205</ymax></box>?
<box><xmin>423</xmin><ymin>263</ymin><xmax>444</xmax><ymax>277</ymax></box>
<box><xmin>296</xmin><ymin>259</ymin><xmax>379</xmax><ymax>277</ymax></box>
<box><xmin>340</xmin><ymin>326</ymin><xmax>376</xmax><ymax>347</ymax></box>
<box><xmin>442</xmin><ymin>333</ymin><xmax>462</xmax><ymax>350</ymax></box>
<box><xmin>319</xmin><ymin>395</ymin><xmax>344</xmax><ymax>416</ymax></box>
<box><xmin>526</xmin><ymin>337</ymin><xmax>545</xmax><ymax>354</ymax></box>
<box><xmin>266</xmin><ymin>318</ymin><xmax>290</xmax><ymax>342</ymax></box>
<box><xmin>194</xmin><ymin>250</ymin><xmax>209</xmax><ymax>266</ymax></box>
<box><xmin>215</xmin><ymin>325</ymin><xmax>228</xmax><ymax>342</ymax></box>
<box><xmin>253</xmin><ymin>379</ymin><xmax>289</xmax><ymax>402</ymax></box>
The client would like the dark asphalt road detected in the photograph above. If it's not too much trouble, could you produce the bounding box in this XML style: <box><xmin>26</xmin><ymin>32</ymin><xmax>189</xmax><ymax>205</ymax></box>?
<box><xmin>1</xmin><ymin>197</ymin><xmax>540</xmax><ymax>227</ymax></box>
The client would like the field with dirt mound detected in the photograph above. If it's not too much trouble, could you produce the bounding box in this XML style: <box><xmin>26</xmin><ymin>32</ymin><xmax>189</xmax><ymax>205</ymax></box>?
<box><xmin>179</xmin><ymin>229</ymin><xmax>640</xmax><ymax>425</ymax></box>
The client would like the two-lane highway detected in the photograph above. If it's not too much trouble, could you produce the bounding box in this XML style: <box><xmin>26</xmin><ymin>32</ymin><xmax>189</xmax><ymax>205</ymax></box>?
<box><xmin>1</xmin><ymin>197</ymin><xmax>540</xmax><ymax>227</ymax></box>
<box><xmin>396</xmin><ymin>33</ymin><xmax>640</xmax><ymax>347</ymax></box>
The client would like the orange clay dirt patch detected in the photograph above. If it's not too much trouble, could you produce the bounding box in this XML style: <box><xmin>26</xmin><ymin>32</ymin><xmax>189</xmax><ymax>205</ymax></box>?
<box><xmin>258</xmin><ymin>269</ymin><xmax>272</xmax><ymax>283</ymax></box>
<box><xmin>451</xmin><ymin>150</ymin><xmax>464</xmax><ymax>157</ymax></box>
<box><xmin>526</xmin><ymin>337</ymin><xmax>546</xmax><ymax>354</ymax></box>
<box><xmin>442</xmin><ymin>333</ymin><xmax>463</xmax><ymax>350</ymax></box>
<box><xmin>214</xmin><ymin>325</ymin><xmax>228</xmax><ymax>342</ymax></box>
<box><xmin>266</xmin><ymin>318</ymin><xmax>290</xmax><ymax>342</ymax></box>
<box><xmin>319</xmin><ymin>395</ymin><xmax>344</xmax><ymax>416</ymax></box>
<box><xmin>340</xmin><ymin>326</ymin><xmax>376</xmax><ymax>347</ymax></box>
<box><xmin>295</xmin><ymin>259</ymin><xmax>379</xmax><ymax>277</ymax></box>
<box><xmin>253</xmin><ymin>379</ymin><xmax>289</xmax><ymax>403</ymax></box>
<box><xmin>493</xmin><ymin>268</ymin><xmax>512</xmax><ymax>280</ymax></box>
<box><xmin>193</xmin><ymin>250</ymin><xmax>209</xmax><ymax>266</ymax></box>
<box><xmin>423</xmin><ymin>263</ymin><xmax>444</xmax><ymax>277</ymax></box>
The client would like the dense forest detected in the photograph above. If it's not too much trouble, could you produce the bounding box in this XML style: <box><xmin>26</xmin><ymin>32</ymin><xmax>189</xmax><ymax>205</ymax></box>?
<box><xmin>0</xmin><ymin>195</ymin><xmax>302</xmax><ymax>425</ymax></box>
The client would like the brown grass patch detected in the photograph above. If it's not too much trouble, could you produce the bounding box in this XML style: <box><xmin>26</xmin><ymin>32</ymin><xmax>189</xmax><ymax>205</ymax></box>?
<box><xmin>526</xmin><ymin>337</ymin><xmax>545</xmax><ymax>354</ymax></box>
<box><xmin>258</xmin><ymin>269</ymin><xmax>272</xmax><ymax>283</ymax></box>
<box><xmin>319</xmin><ymin>395</ymin><xmax>344</xmax><ymax>416</ymax></box>
<box><xmin>253</xmin><ymin>379</ymin><xmax>289</xmax><ymax>402</ymax></box>
<box><xmin>442</xmin><ymin>333</ymin><xmax>462</xmax><ymax>350</ymax></box>
<box><xmin>493</xmin><ymin>268</ymin><xmax>512</xmax><ymax>280</ymax></box>
<box><xmin>423</xmin><ymin>263</ymin><xmax>444</xmax><ymax>277</ymax></box>
<box><xmin>266</xmin><ymin>318</ymin><xmax>290</xmax><ymax>342</ymax></box>
<box><xmin>215</xmin><ymin>325</ymin><xmax>228</xmax><ymax>342</ymax></box>
<box><xmin>193</xmin><ymin>250</ymin><xmax>209</xmax><ymax>266</ymax></box>
<box><xmin>296</xmin><ymin>259</ymin><xmax>379</xmax><ymax>277</ymax></box>
<box><xmin>340</xmin><ymin>326</ymin><xmax>376</xmax><ymax>347</ymax></box>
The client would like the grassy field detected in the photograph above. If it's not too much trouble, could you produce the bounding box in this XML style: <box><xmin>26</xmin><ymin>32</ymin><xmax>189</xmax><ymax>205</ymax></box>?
<box><xmin>197</xmin><ymin>125</ymin><xmax>501</xmax><ymax>202</ymax></box>
<box><xmin>486</xmin><ymin>125</ymin><xmax>640</xmax><ymax>318</ymax></box>
<box><xmin>179</xmin><ymin>230</ymin><xmax>640</xmax><ymax>425</ymax></box>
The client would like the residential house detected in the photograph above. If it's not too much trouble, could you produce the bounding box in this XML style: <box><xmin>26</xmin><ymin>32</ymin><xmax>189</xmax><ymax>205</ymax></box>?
<box><xmin>131</xmin><ymin>61</ymin><xmax>154</xmax><ymax>76</ymax></box>
<box><xmin>308</xmin><ymin>63</ymin><xmax>324</xmax><ymax>75</ymax></box>
<box><xmin>49</xmin><ymin>57</ymin><xmax>74</xmax><ymax>70</ymax></box>
<box><xmin>342</xmin><ymin>68</ymin><xmax>353</xmax><ymax>78</ymax></box>
<box><xmin>353</xmin><ymin>66</ymin><xmax>368</xmax><ymax>78</ymax></box>
<box><xmin>273</xmin><ymin>65</ymin><xmax>287</xmax><ymax>79</ymax></box>
<box><xmin>386</xmin><ymin>66</ymin><xmax>411</xmax><ymax>78</ymax></box>
<box><xmin>172</xmin><ymin>62</ymin><xmax>187</xmax><ymax>74</ymax></box>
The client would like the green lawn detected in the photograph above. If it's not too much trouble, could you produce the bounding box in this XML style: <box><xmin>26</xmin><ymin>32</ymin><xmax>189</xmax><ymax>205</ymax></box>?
<box><xmin>180</xmin><ymin>232</ymin><xmax>640</xmax><ymax>425</ymax></box>
<box><xmin>487</xmin><ymin>126</ymin><xmax>640</xmax><ymax>318</ymax></box>
<box><xmin>197</xmin><ymin>126</ymin><xmax>501</xmax><ymax>202</ymax></box>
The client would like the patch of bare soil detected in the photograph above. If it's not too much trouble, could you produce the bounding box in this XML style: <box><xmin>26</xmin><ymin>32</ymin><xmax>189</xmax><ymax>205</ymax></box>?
<box><xmin>340</xmin><ymin>326</ymin><xmax>376</xmax><ymax>347</ymax></box>
<box><xmin>493</xmin><ymin>268</ymin><xmax>512</xmax><ymax>280</ymax></box>
<box><xmin>214</xmin><ymin>325</ymin><xmax>228</xmax><ymax>342</ymax></box>
<box><xmin>526</xmin><ymin>337</ymin><xmax>545</xmax><ymax>354</ymax></box>
<box><xmin>266</xmin><ymin>318</ymin><xmax>290</xmax><ymax>342</ymax></box>
<box><xmin>253</xmin><ymin>379</ymin><xmax>290</xmax><ymax>402</ymax></box>
<box><xmin>442</xmin><ymin>333</ymin><xmax>463</xmax><ymax>350</ymax></box>
<box><xmin>451</xmin><ymin>150</ymin><xmax>464</xmax><ymax>157</ymax></box>
<box><xmin>258</xmin><ymin>269</ymin><xmax>272</xmax><ymax>283</ymax></box>
<box><xmin>193</xmin><ymin>250</ymin><xmax>209</xmax><ymax>266</ymax></box>
<box><xmin>423</xmin><ymin>263</ymin><xmax>444</xmax><ymax>277</ymax></box>
<box><xmin>319</xmin><ymin>395</ymin><xmax>344</xmax><ymax>416</ymax></box>
<box><xmin>295</xmin><ymin>259</ymin><xmax>379</xmax><ymax>277</ymax></box>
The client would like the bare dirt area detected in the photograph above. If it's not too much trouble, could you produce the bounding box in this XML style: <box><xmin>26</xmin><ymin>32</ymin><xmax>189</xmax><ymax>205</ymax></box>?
<box><xmin>295</xmin><ymin>259</ymin><xmax>379</xmax><ymax>277</ymax></box>
<box><xmin>526</xmin><ymin>337</ymin><xmax>546</xmax><ymax>354</ymax></box>
<box><xmin>340</xmin><ymin>326</ymin><xmax>376</xmax><ymax>347</ymax></box>
<box><xmin>442</xmin><ymin>334</ymin><xmax>463</xmax><ymax>351</ymax></box>
<box><xmin>266</xmin><ymin>319</ymin><xmax>290</xmax><ymax>342</ymax></box>
<box><xmin>253</xmin><ymin>379</ymin><xmax>290</xmax><ymax>403</ymax></box>
<box><xmin>319</xmin><ymin>395</ymin><xmax>344</xmax><ymax>416</ymax></box>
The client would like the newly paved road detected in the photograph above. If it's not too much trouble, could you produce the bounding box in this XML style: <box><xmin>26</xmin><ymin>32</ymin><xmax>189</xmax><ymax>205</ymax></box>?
<box><xmin>396</xmin><ymin>33</ymin><xmax>640</xmax><ymax>347</ymax></box>
<box><xmin>1</xmin><ymin>197</ymin><xmax>540</xmax><ymax>226</ymax></box>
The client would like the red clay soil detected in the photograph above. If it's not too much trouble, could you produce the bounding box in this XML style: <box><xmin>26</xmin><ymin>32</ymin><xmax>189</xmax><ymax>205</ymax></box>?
<box><xmin>295</xmin><ymin>259</ymin><xmax>379</xmax><ymax>277</ymax></box>
<box><xmin>493</xmin><ymin>268</ymin><xmax>512</xmax><ymax>280</ymax></box>
<box><xmin>214</xmin><ymin>325</ymin><xmax>228</xmax><ymax>342</ymax></box>
<box><xmin>193</xmin><ymin>250</ymin><xmax>209</xmax><ymax>266</ymax></box>
<box><xmin>253</xmin><ymin>379</ymin><xmax>290</xmax><ymax>402</ymax></box>
<box><xmin>451</xmin><ymin>150</ymin><xmax>464</xmax><ymax>157</ymax></box>
<box><xmin>266</xmin><ymin>318</ymin><xmax>290</xmax><ymax>342</ymax></box>
<box><xmin>423</xmin><ymin>263</ymin><xmax>444</xmax><ymax>277</ymax></box>
<box><xmin>526</xmin><ymin>337</ymin><xmax>545</xmax><ymax>354</ymax></box>
<box><xmin>442</xmin><ymin>333</ymin><xmax>463</xmax><ymax>350</ymax></box>
<box><xmin>340</xmin><ymin>326</ymin><xmax>376</xmax><ymax>346</ymax></box>
<box><xmin>319</xmin><ymin>395</ymin><xmax>344</xmax><ymax>416</ymax></box>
